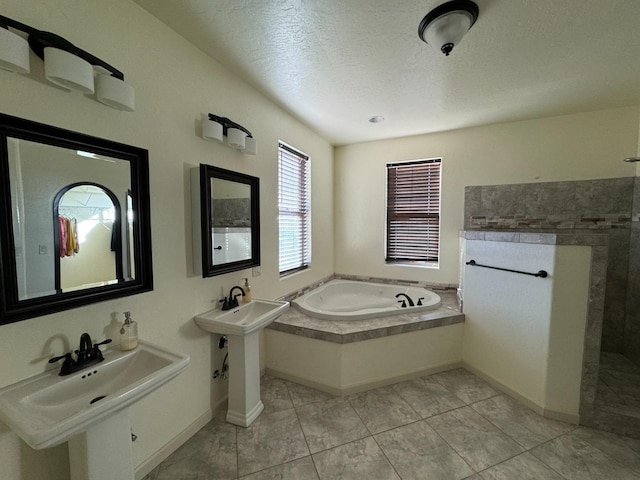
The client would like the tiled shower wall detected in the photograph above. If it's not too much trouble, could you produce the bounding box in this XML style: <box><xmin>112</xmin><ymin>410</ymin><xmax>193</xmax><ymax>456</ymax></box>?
<box><xmin>464</xmin><ymin>177</ymin><xmax>640</xmax><ymax>365</ymax></box>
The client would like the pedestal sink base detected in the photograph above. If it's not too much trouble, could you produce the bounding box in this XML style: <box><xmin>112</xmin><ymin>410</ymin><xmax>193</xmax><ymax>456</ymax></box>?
<box><xmin>227</xmin><ymin>400</ymin><xmax>264</xmax><ymax>427</ymax></box>
<box><xmin>226</xmin><ymin>333</ymin><xmax>263</xmax><ymax>427</ymax></box>
<box><xmin>193</xmin><ymin>299</ymin><xmax>290</xmax><ymax>427</ymax></box>
<box><xmin>68</xmin><ymin>408</ymin><xmax>134</xmax><ymax>480</ymax></box>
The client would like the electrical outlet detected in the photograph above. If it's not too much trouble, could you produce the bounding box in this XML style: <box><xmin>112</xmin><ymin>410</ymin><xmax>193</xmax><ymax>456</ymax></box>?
<box><xmin>252</xmin><ymin>266</ymin><xmax>261</xmax><ymax>277</ymax></box>
<box><xmin>38</xmin><ymin>244</ymin><xmax>48</xmax><ymax>255</ymax></box>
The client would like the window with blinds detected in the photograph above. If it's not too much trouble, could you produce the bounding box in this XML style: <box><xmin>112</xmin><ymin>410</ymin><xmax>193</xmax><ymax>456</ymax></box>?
<box><xmin>386</xmin><ymin>159</ymin><xmax>441</xmax><ymax>264</ymax></box>
<box><xmin>278</xmin><ymin>142</ymin><xmax>311</xmax><ymax>276</ymax></box>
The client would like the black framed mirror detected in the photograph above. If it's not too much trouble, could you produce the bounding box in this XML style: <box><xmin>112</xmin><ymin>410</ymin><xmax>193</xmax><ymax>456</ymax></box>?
<box><xmin>0</xmin><ymin>113</ymin><xmax>153</xmax><ymax>324</ymax></box>
<box><xmin>195</xmin><ymin>164</ymin><xmax>260</xmax><ymax>277</ymax></box>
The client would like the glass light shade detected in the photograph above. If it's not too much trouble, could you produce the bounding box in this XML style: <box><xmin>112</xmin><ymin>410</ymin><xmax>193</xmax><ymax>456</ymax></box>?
<box><xmin>423</xmin><ymin>10</ymin><xmax>473</xmax><ymax>52</ymax></box>
<box><xmin>227</xmin><ymin>127</ymin><xmax>246</xmax><ymax>149</ymax></box>
<box><xmin>243</xmin><ymin>136</ymin><xmax>257</xmax><ymax>155</ymax></box>
<box><xmin>202</xmin><ymin>119</ymin><xmax>224</xmax><ymax>142</ymax></box>
<box><xmin>0</xmin><ymin>27</ymin><xmax>30</xmax><ymax>74</ymax></box>
<box><xmin>44</xmin><ymin>47</ymin><xmax>95</xmax><ymax>93</ymax></box>
<box><xmin>96</xmin><ymin>74</ymin><xmax>135</xmax><ymax>111</ymax></box>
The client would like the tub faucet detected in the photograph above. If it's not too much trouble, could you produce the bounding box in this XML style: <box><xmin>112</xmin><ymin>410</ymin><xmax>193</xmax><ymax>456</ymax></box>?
<box><xmin>395</xmin><ymin>293</ymin><xmax>415</xmax><ymax>307</ymax></box>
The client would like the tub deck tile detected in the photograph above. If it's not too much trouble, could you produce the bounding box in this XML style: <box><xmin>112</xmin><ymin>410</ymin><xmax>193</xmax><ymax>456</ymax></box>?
<box><xmin>268</xmin><ymin>292</ymin><xmax>464</xmax><ymax>344</ymax></box>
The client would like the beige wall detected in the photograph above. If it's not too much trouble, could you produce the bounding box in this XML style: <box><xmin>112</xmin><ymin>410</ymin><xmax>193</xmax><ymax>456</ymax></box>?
<box><xmin>0</xmin><ymin>1</ymin><xmax>333</xmax><ymax>478</ymax></box>
<box><xmin>335</xmin><ymin>106</ymin><xmax>640</xmax><ymax>284</ymax></box>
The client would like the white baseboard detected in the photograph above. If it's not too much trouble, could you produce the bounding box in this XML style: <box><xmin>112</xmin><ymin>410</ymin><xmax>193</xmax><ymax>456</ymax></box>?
<box><xmin>462</xmin><ymin>362</ymin><xmax>579</xmax><ymax>425</ymax></box>
<box><xmin>266</xmin><ymin>361</ymin><xmax>463</xmax><ymax>396</ymax></box>
<box><xmin>134</xmin><ymin>397</ymin><xmax>227</xmax><ymax>479</ymax></box>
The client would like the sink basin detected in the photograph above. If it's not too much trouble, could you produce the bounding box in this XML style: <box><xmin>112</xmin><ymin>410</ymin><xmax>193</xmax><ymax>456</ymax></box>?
<box><xmin>0</xmin><ymin>340</ymin><xmax>189</xmax><ymax>450</ymax></box>
<box><xmin>194</xmin><ymin>299</ymin><xmax>289</xmax><ymax>336</ymax></box>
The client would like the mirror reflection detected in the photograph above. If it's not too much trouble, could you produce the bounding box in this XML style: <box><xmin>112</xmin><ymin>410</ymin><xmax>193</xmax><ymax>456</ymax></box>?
<box><xmin>211</xmin><ymin>178</ymin><xmax>251</xmax><ymax>265</ymax></box>
<box><xmin>9</xmin><ymin>139</ymin><xmax>131</xmax><ymax>300</ymax></box>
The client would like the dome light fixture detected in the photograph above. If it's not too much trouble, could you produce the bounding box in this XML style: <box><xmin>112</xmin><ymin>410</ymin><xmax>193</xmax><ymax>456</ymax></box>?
<box><xmin>418</xmin><ymin>0</ymin><xmax>479</xmax><ymax>56</ymax></box>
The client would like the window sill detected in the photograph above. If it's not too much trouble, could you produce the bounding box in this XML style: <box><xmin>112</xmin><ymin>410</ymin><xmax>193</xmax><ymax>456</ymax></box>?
<box><xmin>385</xmin><ymin>261</ymin><xmax>439</xmax><ymax>269</ymax></box>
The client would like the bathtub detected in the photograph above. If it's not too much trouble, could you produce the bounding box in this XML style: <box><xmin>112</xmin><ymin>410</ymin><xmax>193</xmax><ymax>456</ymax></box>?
<box><xmin>292</xmin><ymin>279</ymin><xmax>441</xmax><ymax>321</ymax></box>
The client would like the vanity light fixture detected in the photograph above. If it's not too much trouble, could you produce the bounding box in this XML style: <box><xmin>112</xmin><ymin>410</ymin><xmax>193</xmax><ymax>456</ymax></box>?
<box><xmin>418</xmin><ymin>0</ymin><xmax>479</xmax><ymax>56</ymax></box>
<box><xmin>202</xmin><ymin>113</ymin><xmax>257</xmax><ymax>156</ymax></box>
<box><xmin>0</xmin><ymin>14</ymin><xmax>135</xmax><ymax>111</ymax></box>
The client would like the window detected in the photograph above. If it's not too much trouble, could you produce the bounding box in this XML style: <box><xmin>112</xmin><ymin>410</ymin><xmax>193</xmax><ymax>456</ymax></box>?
<box><xmin>386</xmin><ymin>158</ymin><xmax>441</xmax><ymax>265</ymax></box>
<box><xmin>278</xmin><ymin>142</ymin><xmax>311</xmax><ymax>275</ymax></box>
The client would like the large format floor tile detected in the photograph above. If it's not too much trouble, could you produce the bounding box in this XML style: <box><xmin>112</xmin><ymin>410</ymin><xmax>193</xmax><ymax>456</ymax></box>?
<box><xmin>479</xmin><ymin>452</ymin><xmax>564</xmax><ymax>480</ymax></box>
<box><xmin>296</xmin><ymin>397</ymin><xmax>369</xmax><ymax>453</ymax></box>
<box><xmin>375</xmin><ymin>420</ymin><xmax>474</xmax><ymax>480</ymax></box>
<box><xmin>146</xmin><ymin>412</ymin><xmax>237</xmax><ymax>480</ymax></box>
<box><xmin>238</xmin><ymin>457</ymin><xmax>319</xmax><ymax>480</ymax></box>
<box><xmin>471</xmin><ymin>394</ymin><xmax>575</xmax><ymax>449</ymax></box>
<box><xmin>427</xmin><ymin>406</ymin><xmax>524</xmax><ymax>471</ymax></box>
<box><xmin>312</xmin><ymin>437</ymin><xmax>400</xmax><ymax>480</ymax></box>
<box><xmin>287</xmin><ymin>381</ymin><xmax>334</xmax><ymax>407</ymax></box>
<box><xmin>236</xmin><ymin>408</ymin><xmax>309</xmax><ymax>476</ymax></box>
<box><xmin>347</xmin><ymin>385</ymin><xmax>420</xmax><ymax>434</ymax></box>
<box><xmin>530</xmin><ymin>433</ymin><xmax>640</xmax><ymax>480</ymax></box>
<box><xmin>392</xmin><ymin>375</ymin><xmax>465</xmax><ymax>418</ymax></box>
<box><xmin>260</xmin><ymin>375</ymin><xmax>294</xmax><ymax>413</ymax></box>
<box><xmin>431</xmin><ymin>368</ymin><xmax>500</xmax><ymax>404</ymax></box>
<box><xmin>144</xmin><ymin>368</ymin><xmax>640</xmax><ymax>480</ymax></box>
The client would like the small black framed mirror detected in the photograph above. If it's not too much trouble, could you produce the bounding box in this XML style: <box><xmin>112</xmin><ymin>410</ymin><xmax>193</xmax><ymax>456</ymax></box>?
<box><xmin>0</xmin><ymin>113</ymin><xmax>153</xmax><ymax>324</ymax></box>
<box><xmin>193</xmin><ymin>164</ymin><xmax>260</xmax><ymax>277</ymax></box>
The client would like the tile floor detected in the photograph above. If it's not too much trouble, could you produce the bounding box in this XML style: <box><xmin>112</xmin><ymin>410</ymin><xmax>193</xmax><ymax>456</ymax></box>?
<box><xmin>143</xmin><ymin>368</ymin><xmax>640</xmax><ymax>479</ymax></box>
<box><xmin>597</xmin><ymin>352</ymin><xmax>640</xmax><ymax>420</ymax></box>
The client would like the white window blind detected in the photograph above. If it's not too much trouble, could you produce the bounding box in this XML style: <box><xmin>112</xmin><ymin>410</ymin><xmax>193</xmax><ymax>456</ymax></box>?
<box><xmin>386</xmin><ymin>159</ymin><xmax>441</xmax><ymax>263</ymax></box>
<box><xmin>278</xmin><ymin>142</ymin><xmax>311</xmax><ymax>275</ymax></box>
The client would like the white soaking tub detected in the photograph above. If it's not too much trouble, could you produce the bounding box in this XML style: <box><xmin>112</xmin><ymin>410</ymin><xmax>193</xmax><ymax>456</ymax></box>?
<box><xmin>292</xmin><ymin>279</ymin><xmax>441</xmax><ymax>321</ymax></box>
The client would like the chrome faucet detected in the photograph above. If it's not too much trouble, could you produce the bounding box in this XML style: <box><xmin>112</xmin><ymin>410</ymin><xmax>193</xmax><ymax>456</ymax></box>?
<box><xmin>220</xmin><ymin>286</ymin><xmax>245</xmax><ymax>310</ymax></box>
<box><xmin>48</xmin><ymin>333</ymin><xmax>112</xmax><ymax>376</ymax></box>
<box><xmin>395</xmin><ymin>293</ymin><xmax>415</xmax><ymax>307</ymax></box>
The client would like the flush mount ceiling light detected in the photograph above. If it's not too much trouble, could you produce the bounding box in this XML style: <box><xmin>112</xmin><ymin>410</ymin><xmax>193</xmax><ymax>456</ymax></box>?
<box><xmin>418</xmin><ymin>0</ymin><xmax>479</xmax><ymax>56</ymax></box>
<box><xmin>369</xmin><ymin>115</ymin><xmax>385</xmax><ymax>123</ymax></box>
<box><xmin>202</xmin><ymin>113</ymin><xmax>257</xmax><ymax>155</ymax></box>
<box><xmin>0</xmin><ymin>14</ymin><xmax>135</xmax><ymax>111</ymax></box>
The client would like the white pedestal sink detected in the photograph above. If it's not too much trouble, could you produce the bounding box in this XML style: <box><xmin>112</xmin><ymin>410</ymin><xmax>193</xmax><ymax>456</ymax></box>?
<box><xmin>194</xmin><ymin>299</ymin><xmax>289</xmax><ymax>427</ymax></box>
<box><xmin>0</xmin><ymin>341</ymin><xmax>189</xmax><ymax>480</ymax></box>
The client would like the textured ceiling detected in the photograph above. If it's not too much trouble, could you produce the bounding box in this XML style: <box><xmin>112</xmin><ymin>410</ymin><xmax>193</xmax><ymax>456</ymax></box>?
<box><xmin>133</xmin><ymin>0</ymin><xmax>640</xmax><ymax>146</ymax></box>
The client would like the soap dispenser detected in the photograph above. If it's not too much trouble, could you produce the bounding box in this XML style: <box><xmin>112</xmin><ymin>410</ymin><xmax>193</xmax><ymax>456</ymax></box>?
<box><xmin>120</xmin><ymin>311</ymin><xmax>138</xmax><ymax>350</ymax></box>
<box><xmin>242</xmin><ymin>278</ymin><xmax>252</xmax><ymax>303</ymax></box>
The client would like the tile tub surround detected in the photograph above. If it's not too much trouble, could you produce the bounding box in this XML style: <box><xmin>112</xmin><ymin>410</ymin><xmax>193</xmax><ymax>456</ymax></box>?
<box><xmin>143</xmin><ymin>371</ymin><xmax>640</xmax><ymax>480</ymax></box>
<box><xmin>269</xmin><ymin>290</ymin><xmax>462</xmax><ymax>344</ymax></box>
<box><xmin>464</xmin><ymin>177</ymin><xmax>640</xmax><ymax>365</ymax></box>
<box><xmin>266</xmin><ymin>290</ymin><xmax>464</xmax><ymax>395</ymax></box>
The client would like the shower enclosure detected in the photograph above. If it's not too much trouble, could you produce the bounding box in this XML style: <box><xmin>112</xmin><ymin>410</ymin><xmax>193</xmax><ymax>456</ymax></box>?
<box><xmin>465</xmin><ymin>177</ymin><xmax>640</xmax><ymax>438</ymax></box>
